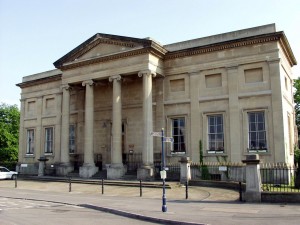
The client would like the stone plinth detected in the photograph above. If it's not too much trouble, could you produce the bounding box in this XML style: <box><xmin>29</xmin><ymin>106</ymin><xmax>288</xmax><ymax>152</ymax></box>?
<box><xmin>179</xmin><ymin>156</ymin><xmax>191</xmax><ymax>184</ymax></box>
<box><xmin>242</xmin><ymin>154</ymin><xmax>262</xmax><ymax>202</ymax></box>
<box><xmin>107</xmin><ymin>164</ymin><xmax>125</xmax><ymax>180</ymax></box>
<box><xmin>79</xmin><ymin>164</ymin><xmax>99</xmax><ymax>178</ymax></box>
<box><xmin>137</xmin><ymin>165</ymin><xmax>154</xmax><ymax>181</ymax></box>
<box><xmin>56</xmin><ymin>163</ymin><xmax>74</xmax><ymax>176</ymax></box>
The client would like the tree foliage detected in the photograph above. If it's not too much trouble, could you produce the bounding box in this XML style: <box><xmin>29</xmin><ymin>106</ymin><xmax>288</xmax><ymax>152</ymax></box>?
<box><xmin>294</xmin><ymin>78</ymin><xmax>300</xmax><ymax>164</ymax></box>
<box><xmin>0</xmin><ymin>103</ymin><xmax>20</xmax><ymax>161</ymax></box>
<box><xmin>294</xmin><ymin>77</ymin><xmax>300</xmax><ymax>134</ymax></box>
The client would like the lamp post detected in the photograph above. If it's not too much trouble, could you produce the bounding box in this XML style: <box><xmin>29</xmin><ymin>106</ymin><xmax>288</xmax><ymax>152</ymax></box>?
<box><xmin>161</xmin><ymin>128</ymin><xmax>167</xmax><ymax>212</ymax></box>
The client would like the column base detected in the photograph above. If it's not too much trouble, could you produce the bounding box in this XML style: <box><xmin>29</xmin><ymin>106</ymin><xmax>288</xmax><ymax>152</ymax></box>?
<box><xmin>79</xmin><ymin>164</ymin><xmax>99</xmax><ymax>178</ymax></box>
<box><xmin>56</xmin><ymin>163</ymin><xmax>74</xmax><ymax>176</ymax></box>
<box><xmin>107</xmin><ymin>164</ymin><xmax>125</xmax><ymax>180</ymax></box>
<box><xmin>137</xmin><ymin>166</ymin><xmax>154</xmax><ymax>181</ymax></box>
<box><xmin>244</xmin><ymin>191</ymin><xmax>261</xmax><ymax>202</ymax></box>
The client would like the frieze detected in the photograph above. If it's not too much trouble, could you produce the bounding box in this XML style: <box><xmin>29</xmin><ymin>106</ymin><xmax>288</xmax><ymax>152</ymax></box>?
<box><xmin>165</xmin><ymin>35</ymin><xmax>281</xmax><ymax>60</ymax></box>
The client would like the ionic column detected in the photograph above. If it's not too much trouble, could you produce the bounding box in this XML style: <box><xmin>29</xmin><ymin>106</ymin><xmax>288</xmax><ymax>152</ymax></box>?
<box><xmin>79</xmin><ymin>80</ymin><xmax>98</xmax><ymax>178</ymax></box>
<box><xmin>82</xmin><ymin>80</ymin><xmax>95</xmax><ymax>166</ymax></box>
<box><xmin>60</xmin><ymin>84</ymin><xmax>70</xmax><ymax>164</ymax></box>
<box><xmin>107</xmin><ymin>75</ymin><xmax>125</xmax><ymax>179</ymax></box>
<box><xmin>109</xmin><ymin>75</ymin><xmax>123</xmax><ymax>165</ymax></box>
<box><xmin>137</xmin><ymin>70</ymin><xmax>156</xmax><ymax>180</ymax></box>
<box><xmin>57</xmin><ymin>84</ymin><xmax>74</xmax><ymax>176</ymax></box>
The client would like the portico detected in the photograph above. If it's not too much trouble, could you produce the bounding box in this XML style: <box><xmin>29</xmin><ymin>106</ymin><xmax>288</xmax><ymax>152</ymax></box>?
<box><xmin>56</xmin><ymin>67</ymin><xmax>159</xmax><ymax>179</ymax></box>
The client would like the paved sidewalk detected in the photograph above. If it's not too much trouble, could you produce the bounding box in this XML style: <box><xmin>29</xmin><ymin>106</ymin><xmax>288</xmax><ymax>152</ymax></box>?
<box><xmin>1</xmin><ymin>179</ymin><xmax>300</xmax><ymax>225</ymax></box>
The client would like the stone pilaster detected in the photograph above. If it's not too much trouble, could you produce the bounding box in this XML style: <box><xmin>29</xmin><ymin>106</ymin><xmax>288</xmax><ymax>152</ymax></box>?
<box><xmin>227</xmin><ymin>66</ymin><xmax>241</xmax><ymax>162</ymax></box>
<box><xmin>57</xmin><ymin>84</ymin><xmax>73</xmax><ymax>176</ymax></box>
<box><xmin>137</xmin><ymin>70</ymin><xmax>156</xmax><ymax>180</ymax></box>
<box><xmin>80</xmin><ymin>80</ymin><xmax>98</xmax><ymax>178</ymax></box>
<box><xmin>35</xmin><ymin>97</ymin><xmax>43</xmax><ymax>161</ymax></box>
<box><xmin>189</xmin><ymin>72</ymin><xmax>201</xmax><ymax>161</ymax></box>
<box><xmin>269</xmin><ymin>59</ymin><xmax>285</xmax><ymax>162</ymax></box>
<box><xmin>107</xmin><ymin>75</ymin><xmax>125</xmax><ymax>179</ymax></box>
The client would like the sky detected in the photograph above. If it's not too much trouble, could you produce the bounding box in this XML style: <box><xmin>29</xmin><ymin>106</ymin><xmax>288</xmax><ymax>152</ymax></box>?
<box><xmin>0</xmin><ymin>0</ymin><xmax>299</xmax><ymax>107</ymax></box>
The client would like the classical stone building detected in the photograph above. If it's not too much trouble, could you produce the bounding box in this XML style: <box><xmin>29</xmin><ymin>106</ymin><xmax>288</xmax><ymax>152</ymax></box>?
<box><xmin>16</xmin><ymin>24</ymin><xmax>297</xmax><ymax>179</ymax></box>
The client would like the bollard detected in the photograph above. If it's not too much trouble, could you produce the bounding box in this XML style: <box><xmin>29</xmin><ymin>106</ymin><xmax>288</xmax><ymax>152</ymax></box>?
<box><xmin>15</xmin><ymin>175</ymin><xmax>17</xmax><ymax>188</ymax></box>
<box><xmin>185</xmin><ymin>180</ymin><xmax>188</xmax><ymax>199</ymax></box>
<box><xmin>102</xmin><ymin>179</ymin><xmax>104</xmax><ymax>195</ymax></box>
<box><xmin>69</xmin><ymin>176</ymin><xmax>71</xmax><ymax>192</ymax></box>
<box><xmin>140</xmin><ymin>180</ymin><xmax>142</xmax><ymax>197</ymax></box>
<box><xmin>239</xmin><ymin>182</ymin><xmax>242</xmax><ymax>201</ymax></box>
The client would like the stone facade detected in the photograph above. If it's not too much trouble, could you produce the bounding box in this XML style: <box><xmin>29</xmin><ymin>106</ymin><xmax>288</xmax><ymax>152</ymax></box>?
<box><xmin>16</xmin><ymin>24</ymin><xmax>297</xmax><ymax>179</ymax></box>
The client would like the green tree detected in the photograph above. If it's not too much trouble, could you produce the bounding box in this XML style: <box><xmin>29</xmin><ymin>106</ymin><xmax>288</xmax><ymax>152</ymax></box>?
<box><xmin>294</xmin><ymin>77</ymin><xmax>300</xmax><ymax>134</ymax></box>
<box><xmin>0</xmin><ymin>103</ymin><xmax>20</xmax><ymax>162</ymax></box>
<box><xmin>294</xmin><ymin>77</ymin><xmax>300</xmax><ymax>165</ymax></box>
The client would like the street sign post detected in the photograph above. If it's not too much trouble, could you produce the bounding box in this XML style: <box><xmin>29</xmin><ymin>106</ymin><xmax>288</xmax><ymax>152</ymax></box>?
<box><xmin>151</xmin><ymin>129</ymin><xmax>170</xmax><ymax>212</ymax></box>
<box><xmin>163</xmin><ymin>137</ymin><xmax>174</xmax><ymax>143</ymax></box>
<box><xmin>150</xmin><ymin>131</ymin><xmax>162</xmax><ymax>137</ymax></box>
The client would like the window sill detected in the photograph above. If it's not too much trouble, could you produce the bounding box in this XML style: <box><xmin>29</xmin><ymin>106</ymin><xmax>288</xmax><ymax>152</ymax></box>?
<box><xmin>168</xmin><ymin>152</ymin><xmax>186</xmax><ymax>157</ymax></box>
<box><xmin>248</xmin><ymin>149</ymin><xmax>268</xmax><ymax>153</ymax></box>
<box><xmin>25</xmin><ymin>154</ymin><xmax>35</xmax><ymax>158</ymax></box>
<box><xmin>207</xmin><ymin>150</ymin><xmax>225</xmax><ymax>154</ymax></box>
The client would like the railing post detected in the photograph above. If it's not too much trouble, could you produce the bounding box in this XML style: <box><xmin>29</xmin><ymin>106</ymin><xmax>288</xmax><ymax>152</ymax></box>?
<box><xmin>179</xmin><ymin>157</ymin><xmax>191</xmax><ymax>185</ymax></box>
<box><xmin>185</xmin><ymin>180</ymin><xmax>188</xmax><ymax>199</ymax></box>
<box><xmin>15</xmin><ymin>175</ymin><xmax>17</xmax><ymax>188</ymax></box>
<box><xmin>102</xmin><ymin>179</ymin><xmax>104</xmax><ymax>194</ymax></box>
<box><xmin>239</xmin><ymin>181</ymin><xmax>242</xmax><ymax>201</ymax></box>
<box><xmin>242</xmin><ymin>154</ymin><xmax>262</xmax><ymax>202</ymax></box>
<box><xmin>140</xmin><ymin>180</ymin><xmax>142</xmax><ymax>197</ymax></box>
<box><xmin>69</xmin><ymin>176</ymin><xmax>71</xmax><ymax>192</ymax></box>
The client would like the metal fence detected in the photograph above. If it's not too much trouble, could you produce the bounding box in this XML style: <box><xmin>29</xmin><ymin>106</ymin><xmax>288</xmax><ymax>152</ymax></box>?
<box><xmin>260</xmin><ymin>163</ymin><xmax>300</xmax><ymax>192</ymax></box>
<box><xmin>152</xmin><ymin>161</ymin><xmax>300</xmax><ymax>193</ymax></box>
<box><xmin>190</xmin><ymin>162</ymin><xmax>246</xmax><ymax>182</ymax></box>
<box><xmin>154</xmin><ymin>162</ymin><xmax>180</xmax><ymax>181</ymax></box>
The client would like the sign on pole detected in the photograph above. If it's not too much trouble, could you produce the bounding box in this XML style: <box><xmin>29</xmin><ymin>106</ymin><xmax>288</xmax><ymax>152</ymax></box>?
<box><xmin>163</xmin><ymin>137</ymin><xmax>174</xmax><ymax>143</ymax></box>
<box><xmin>150</xmin><ymin>131</ymin><xmax>163</xmax><ymax>137</ymax></box>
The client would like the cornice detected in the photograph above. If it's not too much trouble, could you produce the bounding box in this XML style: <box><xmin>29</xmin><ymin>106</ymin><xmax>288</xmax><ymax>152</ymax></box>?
<box><xmin>16</xmin><ymin>74</ymin><xmax>62</xmax><ymax>88</ymax></box>
<box><xmin>278</xmin><ymin>33</ymin><xmax>297</xmax><ymax>66</ymax></box>
<box><xmin>164</xmin><ymin>32</ymin><xmax>297</xmax><ymax>66</ymax></box>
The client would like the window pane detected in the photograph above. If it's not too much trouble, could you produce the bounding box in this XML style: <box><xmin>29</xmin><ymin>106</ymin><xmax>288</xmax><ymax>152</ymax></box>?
<box><xmin>248</xmin><ymin>112</ymin><xmax>267</xmax><ymax>150</ymax></box>
<box><xmin>26</xmin><ymin>129</ymin><xmax>34</xmax><ymax>154</ymax></box>
<box><xmin>45</xmin><ymin>127</ymin><xmax>53</xmax><ymax>153</ymax></box>
<box><xmin>209</xmin><ymin>125</ymin><xmax>215</xmax><ymax>133</ymax></box>
<box><xmin>171</xmin><ymin>118</ymin><xmax>186</xmax><ymax>153</ymax></box>
<box><xmin>207</xmin><ymin>115</ymin><xmax>224</xmax><ymax>152</ymax></box>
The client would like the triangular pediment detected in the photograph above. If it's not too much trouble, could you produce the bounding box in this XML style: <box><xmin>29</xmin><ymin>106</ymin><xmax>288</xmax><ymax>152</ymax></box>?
<box><xmin>53</xmin><ymin>33</ymin><xmax>158</xmax><ymax>69</ymax></box>
<box><xmin>77</xmin><ymin>42</ymin><xmax>139</xmax><ymax>60</ymax></box>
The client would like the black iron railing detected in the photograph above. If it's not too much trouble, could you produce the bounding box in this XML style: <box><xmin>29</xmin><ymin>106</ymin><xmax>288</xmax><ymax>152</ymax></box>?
<box><xmin>260</xmin><ymin>164</ymin><xmax>300</xmax><ymax>192</ymax></box>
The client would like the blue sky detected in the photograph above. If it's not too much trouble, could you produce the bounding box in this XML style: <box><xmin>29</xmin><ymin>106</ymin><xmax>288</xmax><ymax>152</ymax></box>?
<box><xmin>0</xmin><ymin>0</ymin><xmax>299</xmax><ymax>106</ymax></box>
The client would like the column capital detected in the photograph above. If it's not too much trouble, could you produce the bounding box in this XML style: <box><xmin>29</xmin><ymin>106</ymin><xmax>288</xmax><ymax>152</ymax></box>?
<box><xmin>138</xmin><ymin>70</ymin><xmax>156</xmax><ymax>78</ymax></box>
<box><xmin>109</xmin><ymin>75</ymin><xmax>122</xmax><ymax>82</ymax></box>
<box><xmin>61</xmin><ymin>84</ymin><xmax>71</xmax><ymax>91</ymax></box>
<box><xmin>82</xmin><ymin>80</ymin><xmax>94</xmax><ymax>87</ymax></box>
